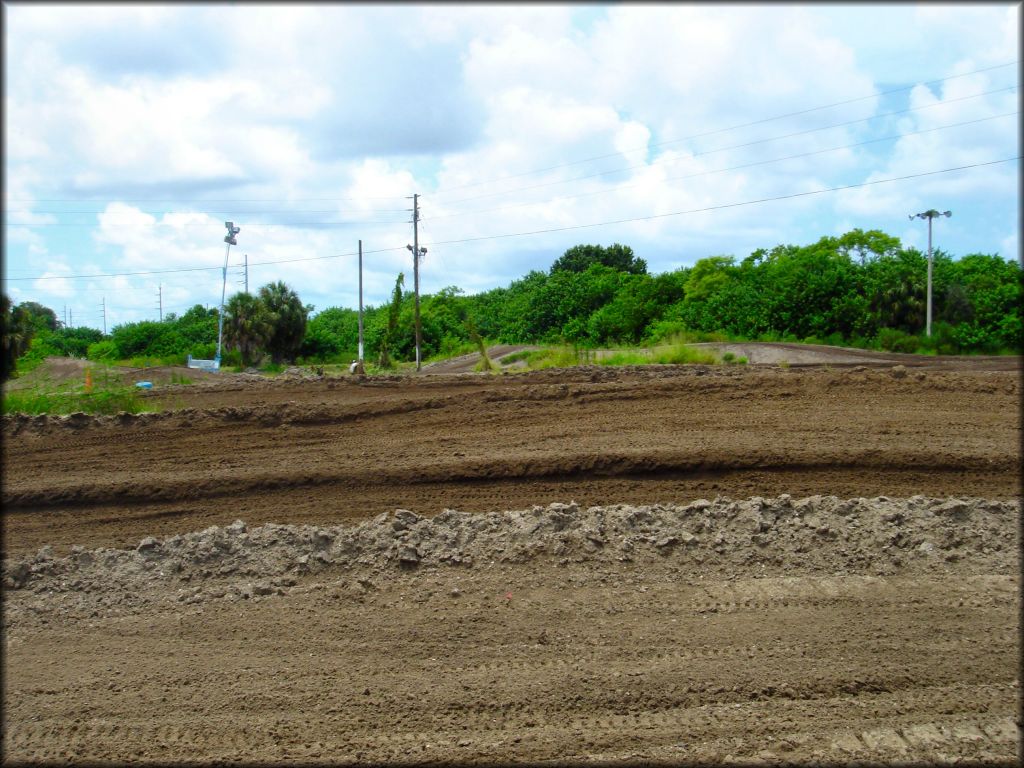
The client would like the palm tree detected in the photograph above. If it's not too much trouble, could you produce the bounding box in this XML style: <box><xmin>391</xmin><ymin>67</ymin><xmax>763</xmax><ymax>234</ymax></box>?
<box><xmin>224</xmin><ymin>292</ymin><xmax>271</xmax><ymax>368</ymax></box>
<box><xmin>2</xmin><ymin>294</ymin><xmax>35</xmax><ymax>380</ymax></box>
<box><xmin>258</xmin><ymin>281</ymin><xmax>309</xmax><ymax>364</ymax></box>
<box><xmin>873</xmin><ymin>275</ymin><xmax>925</xmax><ymax>333</ymax></box>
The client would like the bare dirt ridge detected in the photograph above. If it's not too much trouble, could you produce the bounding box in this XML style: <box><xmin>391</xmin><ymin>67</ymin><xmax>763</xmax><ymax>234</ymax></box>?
<box><xmin>3</xmin><ymin>362</ymin><xmax>1019</xmax><ymax>556</ymax></box>
<box><xmin>3</xmin><ymin>496</ymin><xmax>1019</xmax><ymax>764</ymax></box>
<box><xmin>2</xmin><ymin>360</ymin><xmax>1020</xmax><ymax>764</ymax></box>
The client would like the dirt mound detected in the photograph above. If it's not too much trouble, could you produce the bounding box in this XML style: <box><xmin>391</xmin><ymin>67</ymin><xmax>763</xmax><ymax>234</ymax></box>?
<box><xmin>4</xmin><ymin>495</ymin><xmax>1015</xmax><ymax>623</ymax></box>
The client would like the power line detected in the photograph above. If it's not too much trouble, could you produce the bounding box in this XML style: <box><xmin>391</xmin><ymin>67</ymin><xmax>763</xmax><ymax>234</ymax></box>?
<box><xmin>5</xmin><ymin>157</ymin><xmax>1015</xmax><ymax>285</ymax></box>
<box><xmin>2</xmin><ymin>204</ymin><xmax>412</xmax><ymax>215</ymax></box>
<box><xmin>4</xmin><ymin>217</ymin><xmax>412</xmax><ymax>229</ymax></box>
<box><xmin>3</xmin><ymin>207</ymin><xmax>415</xmax><ymax>217</ymax></box>
<box><xmin>6</xmin><ymin>193</ymin><xmax>413</xmax><ymax>203</ymax></box>
<box><xmin>433</xmin><ymin>60</ymin><xmax>1019</xmax><ymax>194</ymax></box>
<box><xmin>424</xmin><ymin>157</ymin><xmax>1018</xmax><ymax>247</ymax></box>
<box><xmin>431</xmin><ymin>84</ymin><xmax>1019</xmax><ymax>207</ymax></box>
<box><xmin>3</xmin><ymin>245</ymin><xmax>410</xmax><ymax>282</ymax></box>
<box><xmin>421</xmin><ymin>111</ymin><xmax>1018</xmax><ymax>223</ymax></box>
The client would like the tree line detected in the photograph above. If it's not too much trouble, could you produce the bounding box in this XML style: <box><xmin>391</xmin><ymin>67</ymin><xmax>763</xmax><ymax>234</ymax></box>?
<box><xmin>3</xmin><ymin>228</ymin><xmax>1021</xmax><ymax>379</ymax></box>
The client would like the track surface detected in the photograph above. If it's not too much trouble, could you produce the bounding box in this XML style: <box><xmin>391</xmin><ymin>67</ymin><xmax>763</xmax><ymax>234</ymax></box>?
<box><xmin>3</xmin><ymin>362</ymin><xmax>1019</xmax><ymax>556</ymax></box>
<box><xmin>4</xmin><ymin>563</ymin><xmax>1019</xmax><ymax>764</ymax></box>
<box><xmin>2</xmin><ymin>358</ymin><xmax>1021</xmax><ymax>764</ymax></box>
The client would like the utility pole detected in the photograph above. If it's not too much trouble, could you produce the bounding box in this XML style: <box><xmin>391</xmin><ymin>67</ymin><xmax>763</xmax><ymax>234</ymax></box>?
<box><xmin>158</xmin><ymin>283</ymin><xmax>163</xmax><ymax>322</ymax></box>
<box><xmin>69</xmin><ymin>308</ymin><xmax>72</xmax><ymax>328</ymax></box>
<box><xmin>63</xmin><ymin>305</ymin><xmax>67</xmax><ymax>328</ymax></box>
<box><xmin>406</xmin><ymin>194</ymin><xmax>426</xmax><ymax>372</ymax></box>
<box><xmin>101</xmin><ymin>297</ymin><xmax>106</xmax><ymax>335</ymax></box>
<box><xmin>909</xmin><ymin>209</ymin><xmax>952</xmax><ymax>337</ymax></box>
<box><xmin>358</xmin><ymin>239</ymin><xmax>364</xmax><ymax>365</ymax></box>
<box><xmin>244</xmin><ymin>254</ymin><xmax>249</xmax><ymax>294</ymax></box>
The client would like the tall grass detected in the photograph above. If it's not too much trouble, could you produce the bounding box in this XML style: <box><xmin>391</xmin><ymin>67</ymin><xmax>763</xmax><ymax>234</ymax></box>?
<box><xmin>530</xmin><ymin>347</ymin><xmax>584</xmax><ymax>369</ymax></box>
<box><xmin>3</xmin><ymin>362</ymin><xmax>156</xmax><ymax>416</ymax></box>
<box><xmin>597</xmin><ymin>341</ymin><xmax>718</xmax><ymax>366</ymax></box>
<box><xmin>2</xmin><ymin>384</ymin><xmax>153</xmax><ymax>416</ymax></box>
<box><xmin>507</xmin><ymin>340</ymin><xmax>718</xmax><ymax>371</ymax></box>
<box><xmin>650</xmin><ymin>339</ymin><xmax>719</xmax><ymax>365</ymax></box>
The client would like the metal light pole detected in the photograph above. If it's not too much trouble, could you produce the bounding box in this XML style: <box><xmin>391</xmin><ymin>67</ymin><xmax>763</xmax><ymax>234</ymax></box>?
<box><xmin>217</xmin><ymin>221</ymin><xmax>240</xmax><ymax>363</ymax></box>
<box><xmin>908</xmin><ymin>209</ymin><xmax>951</xmax><ymax>337</ymax></box>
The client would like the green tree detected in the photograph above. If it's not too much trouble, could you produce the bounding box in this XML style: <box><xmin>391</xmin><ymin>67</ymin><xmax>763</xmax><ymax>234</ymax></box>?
<box><xmin>174</xmin><ymin>305</ymin><xmax>219</xmax><ymax>350</ymax></box>
<box><xmin>865</xmin><ymin>249</ymin><xmax>928</xmax><ymax>333</ymax></box>
<box><xmin>110</xmin><ymin>320</ymin><xmax>187</xmax><ymax>360</ymax></box>
<box><xmin>683</xmin><ymin>256</ymin><xmax>735</xmax><ymax>303</ymax></box>
<box><xmin>2</xmin><ymin>294</ymin><xmax>36</xmax><ymax>379</ymax></box>
<box><xmin>550</xmin><ymin>243</ymin><xmax>647</xmax><ymax>275</ymax></box>
<box><xmin>258</xmin><ymin>281</ymin><xmax>310</xmax><ymax>364</ymax></box>
<box><xmin>224</xmin><ymin>292</ymin><xmax>272</xmax><ymax>367</ymax></box>
<box><xmin>50</xmin><ymin>326</ymin><xmax>104</xmax><ymax>358</ymax></box>
<box><xmin>836</xmin><ymin>228</ymin><xmax>901</xmax><ymax>265</ymax></box>
<box><xmin>16</xmin><ymin>301</ymin><xmax>60</xmax><ymax>332</ymax></box>
<box><xmin>377</xmin><ymin>273</ymin><xmax>405</xmax><ymax>368</ymax></box>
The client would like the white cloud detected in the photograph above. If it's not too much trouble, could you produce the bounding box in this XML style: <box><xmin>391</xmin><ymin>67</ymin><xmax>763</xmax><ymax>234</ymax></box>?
<box><xmin>3</xmin><ymin>3</ymin><xmax>1020</xmax><ymax>326</ymax></box>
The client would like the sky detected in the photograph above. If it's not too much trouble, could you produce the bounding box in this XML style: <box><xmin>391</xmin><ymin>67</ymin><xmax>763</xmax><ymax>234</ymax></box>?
<box><xmin>3</xmin><ymin>2</ymin><xmax>1020</xmax><ymax>332</ymax></box>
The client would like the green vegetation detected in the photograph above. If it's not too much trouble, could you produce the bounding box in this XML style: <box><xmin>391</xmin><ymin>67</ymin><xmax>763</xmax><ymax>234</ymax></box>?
<box><xmin>595</xmin><ymin>339</ymin><xmax>718</xmax><ymax>367</ymax></box>
<box><xmin>224</xmin><ymin>292</ymin><xmax>271</xmax><ymax>368</ymax></box>
<box><xmin>2</xmin><ymin>366</ymin><xmax>154</xmax><ymax>416</ymax></box>
<box><xmin>4</xmin><ymin>228</ymin><xmax>1021</xmax><ymax>389</ymax></box>
<box><xmin>2</xmin><ymin>385</ymin><xmax>152</xmax><ymax>416</ymax></box>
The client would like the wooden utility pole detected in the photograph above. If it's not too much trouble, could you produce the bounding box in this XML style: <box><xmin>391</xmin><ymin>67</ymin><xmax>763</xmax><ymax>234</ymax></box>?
<box><xmin>412</xmin><ymin>194</ymin><xmax>422</xmax><ymax>371</ymax></box>
<box><xmin>101</xmin><ymin>297</ymin><xmax>106</xmax><ymax>335</ymax></box>
<box><xmin>158</xmin><ymin>283</ymin><xmax>163</xmax><ymax>322</ymax></box>
<box><xmin>358</xmin><ymin>239</ymin><xmax>364</xmax><ymax>365</ymax></box>
<box><xmin>244</xmin><ymin>254</ymin><xmax>249</xmax><ymax>294</ymax></box>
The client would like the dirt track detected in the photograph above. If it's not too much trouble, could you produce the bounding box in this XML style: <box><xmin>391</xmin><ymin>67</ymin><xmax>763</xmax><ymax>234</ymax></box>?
<box><xmin>2</xmin><ymin>357</ymin><xmax>1021</xmax><ymax>764</ymax></box>
<box><xmin>3</xmin><ymin>361</ymin><xmax>1020</xmax><ymax>556</ymax></box>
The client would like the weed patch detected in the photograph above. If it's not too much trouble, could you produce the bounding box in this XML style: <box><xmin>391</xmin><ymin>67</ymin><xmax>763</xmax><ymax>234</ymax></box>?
<box><xmin>3</xmin><ymin>383</ymin><xmax>154</xmax><ymax>416</ymax></box>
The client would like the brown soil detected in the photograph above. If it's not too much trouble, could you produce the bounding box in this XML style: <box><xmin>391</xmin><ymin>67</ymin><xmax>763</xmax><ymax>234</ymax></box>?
<box><xmin>2</xmin><ymin>358</ymin><xmax>1020</xmax><ymax>764</ymax></box>
<box><xmin>3</xmin><ymin>362</ymin><xmax>1019</xmax><ymax>556</ymax></box>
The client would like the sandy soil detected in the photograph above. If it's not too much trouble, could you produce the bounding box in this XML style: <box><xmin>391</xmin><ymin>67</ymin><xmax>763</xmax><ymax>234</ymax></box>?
<box><xmin>2</xmin><ymin>355</ymin><xmax>1020</xmax><ymax>764</ymax></box>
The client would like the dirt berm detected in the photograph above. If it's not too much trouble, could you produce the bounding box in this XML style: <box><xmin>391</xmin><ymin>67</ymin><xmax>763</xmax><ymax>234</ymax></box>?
<box><xmin>3</xmin><ymin>364</ymin><xmax>1020</xmax><ymax>555</ymax></box>
<box><xmin>3</xmin><ymin>495</ymin><xmax>1019</xmax><ymax>764</ymax></box>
